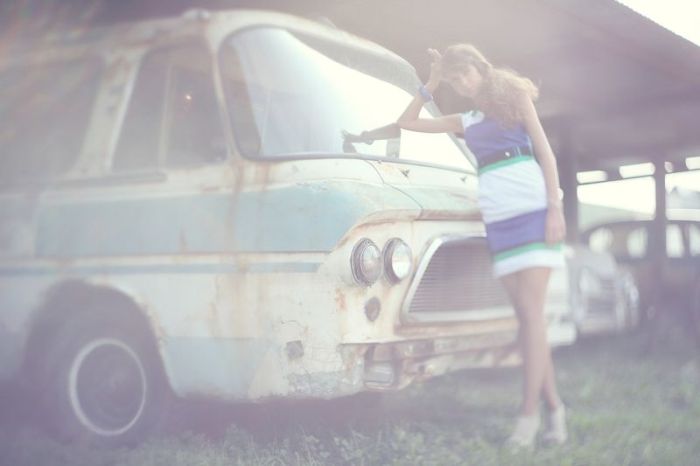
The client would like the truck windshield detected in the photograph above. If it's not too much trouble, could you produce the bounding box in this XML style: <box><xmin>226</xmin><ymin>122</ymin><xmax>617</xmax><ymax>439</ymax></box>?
<box><xmin>219</xmin><ymin>27</ymin><xmax>473</xmax><ymax>171</ymax></box>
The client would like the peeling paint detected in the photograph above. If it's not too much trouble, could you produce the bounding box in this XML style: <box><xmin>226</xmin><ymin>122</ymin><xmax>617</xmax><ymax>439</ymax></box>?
<box><xmin>335</xmin><ymin>288</ymin><xmax>347</xmax><ymax>312</ymax></box>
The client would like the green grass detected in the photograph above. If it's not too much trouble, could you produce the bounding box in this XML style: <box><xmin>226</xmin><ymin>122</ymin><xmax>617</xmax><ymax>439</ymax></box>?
<box><xmin>1</xmin><ymin>328</ymin><xmax>699</xmax><ymax>466</ymax></box>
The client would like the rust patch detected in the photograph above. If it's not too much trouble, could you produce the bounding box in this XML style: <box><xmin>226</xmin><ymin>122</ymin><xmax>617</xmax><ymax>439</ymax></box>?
<box><xmin>222</xmin><ymin>160</ymin><xmax>245</xmax><ymax>254</ymax></box>
<box><xmin>339</xmin><ymin>344</ymin><xmax>369</xmax><ymax>377</ymax></box>
<box><xmin>141</xmin><ymin>303</ymin><xmax>166</xmax><ymax>344</ymax></box>
<box><xmin>253</xmin><ymin>161</ymin><xmax>274</xmax><ymax>188</ymax></box>
<box><xmin>335</xmin><ymin>288</ymin><xmax>347</xmax><ymax>312</ymax></box>
<box><xmin>418</xmin><ymin>209</ymin><xmax>482</xmax><ymax>221</ymax></box>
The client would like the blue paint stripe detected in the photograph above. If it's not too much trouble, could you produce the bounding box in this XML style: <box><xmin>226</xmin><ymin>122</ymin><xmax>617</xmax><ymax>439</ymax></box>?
<box><xmin>485</xmin><ymin>209</ymin><xmax>547</xmax><ymax>254</ymax></box>
<box><xmin>0</xmin><ymin>261</ymin><xmax>320</xmax><ymax>277</ymax></box>
<box><xmin>33</xmin><ymin>183</ymin><xmax>415</xmax><ymax>257</ymax></box>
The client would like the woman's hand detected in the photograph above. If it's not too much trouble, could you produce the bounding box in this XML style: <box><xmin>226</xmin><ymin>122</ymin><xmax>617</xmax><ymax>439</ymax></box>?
<box><xmin>545</xmin><ymin>203</ymin><xmax>566</xmax><ymax>244</ymax></box>
<box><xmin>426</xmin><ymin>48</ymin><xmax>443</xmax><ymax>91</ymax></box>
<box><xmin>341</xmin><ymin>130</ymin><xmax>372</xmax><ymax>144</ymax></box>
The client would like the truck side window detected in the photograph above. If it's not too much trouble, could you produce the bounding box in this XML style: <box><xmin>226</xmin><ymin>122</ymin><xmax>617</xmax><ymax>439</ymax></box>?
<box><xmin>113</xmin><ymin>43</ymin><xmax>225</xmax><ymax>171</ymax></box>
<box><xmin>0</xmin><ymin>60</ymin><xmax>100</xmax><ymax>184</ymax></box>
<box><xmin>112</xmin><ymin>52</ymin><xmax>167</xmax><ymax>171</ymax></box>
<box><xmin>165</xmin><ymin>52</ymin><xmax>227</xmax><ymax>167</ymax></box>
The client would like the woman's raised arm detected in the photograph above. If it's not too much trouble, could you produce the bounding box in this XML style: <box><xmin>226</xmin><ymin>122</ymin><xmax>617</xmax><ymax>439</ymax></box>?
<box><xmin>396</xmin><ymin>48</ymin><xmax>463</xmax><ymax>134</ymax></box>
<box><xmin>398</xmin><ymin>113</ymin><xmax>463</xmax><ymax>133</ymax></box>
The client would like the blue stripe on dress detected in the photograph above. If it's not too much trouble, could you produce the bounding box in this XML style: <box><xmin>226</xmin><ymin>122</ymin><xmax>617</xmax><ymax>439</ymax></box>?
<box><xmin>484</xmin><ymin>208</ymin><xmax>547</xmax><ymax>254</ymax></box>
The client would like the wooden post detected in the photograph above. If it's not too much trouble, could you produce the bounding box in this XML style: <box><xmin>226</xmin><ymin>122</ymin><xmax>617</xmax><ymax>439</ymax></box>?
<box><xmin>555</xmin><ymin>120</ymin><xmax>579</xmax><ymax>244</ymax></box>
<box><xmin>647</xmin><ymin>155</ymin><xmax>668</xmax><ymax>350</ymax></box>
<box><xmin>651</xmin><ymin>156</ymin><xmax>667</xmax><ymax>264</ymax></box>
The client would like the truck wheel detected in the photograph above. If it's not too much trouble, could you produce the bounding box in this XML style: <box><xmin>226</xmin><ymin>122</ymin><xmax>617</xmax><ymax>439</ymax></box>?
<box><xmin>42</xmin><ymin>314</ymin><xmax>166</xmax><ymax>446</ymax></box>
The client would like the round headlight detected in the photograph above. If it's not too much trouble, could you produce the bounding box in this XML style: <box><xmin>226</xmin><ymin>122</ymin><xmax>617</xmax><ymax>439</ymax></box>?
<box><xmin>383</xmin><ymin>238</ymin><xmax>413</xmax><ymax>283</ymax></box>
<box><xmin>351</xmin><ymin>239</ymin><xmax>382</xmax><ymax>286</ymax></box>
<box><xmin>578</xmin><ymin>267</ymin><xmax>602</xmax><ymax>296</ymax></box>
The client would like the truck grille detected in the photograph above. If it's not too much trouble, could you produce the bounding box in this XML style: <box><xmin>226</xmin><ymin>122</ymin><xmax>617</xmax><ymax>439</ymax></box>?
<box><xmin>404</xmin><ymin>237</ymin><xmax>510</xmax><ymax>319</ymax></box>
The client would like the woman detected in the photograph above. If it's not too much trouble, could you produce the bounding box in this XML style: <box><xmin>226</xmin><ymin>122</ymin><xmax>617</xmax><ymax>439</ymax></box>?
<box><xmin>397</xmin><ymin>44</ymin><xmax>568</xmax><ymax>448</ymax></box>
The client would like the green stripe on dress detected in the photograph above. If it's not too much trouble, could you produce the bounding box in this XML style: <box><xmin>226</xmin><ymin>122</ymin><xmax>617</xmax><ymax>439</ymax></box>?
<box><xmin>493</xmin><ymin>241</ymin><xmax>563</xmax><ymax>262</ymax></box>
<box><xmin>478</xmin><ymin>155</ymin><xmax>534</xmax><ymax>175</ymax></box>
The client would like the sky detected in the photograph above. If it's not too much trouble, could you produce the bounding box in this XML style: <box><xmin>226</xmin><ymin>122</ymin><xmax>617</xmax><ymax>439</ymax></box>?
<box><xmin>577</xmin><ymin>1</ymin><xmax>700</xmax><ymax>213</ymax></box>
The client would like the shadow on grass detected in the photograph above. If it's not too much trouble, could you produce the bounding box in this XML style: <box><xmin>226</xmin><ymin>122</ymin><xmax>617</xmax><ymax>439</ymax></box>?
<box><xmin>1</xmin><ymin>316</ymin><xmax>698</xmax><ymax>466</ymax></box>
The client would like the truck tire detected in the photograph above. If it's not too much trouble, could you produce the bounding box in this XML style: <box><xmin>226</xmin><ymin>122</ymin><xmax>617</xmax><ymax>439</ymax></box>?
<box><xmin>40</xmin><ymin>312</ymin><xmax>166</xmax><ymax>446</ymax></box>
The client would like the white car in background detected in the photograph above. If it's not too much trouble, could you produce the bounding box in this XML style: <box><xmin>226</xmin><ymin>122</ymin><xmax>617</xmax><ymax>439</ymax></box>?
<box><xmin>545</xmin><ymin>261</ymin><xmax>579</xmax><ymax>347</ymax></box>
<box><xmin>565</xmin><ymin>244</ymin><xmax>640</xmax><ymax>336</ymax></box>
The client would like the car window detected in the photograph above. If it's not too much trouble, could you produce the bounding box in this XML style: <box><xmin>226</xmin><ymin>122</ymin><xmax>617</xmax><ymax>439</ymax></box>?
<box><xmin>0</xmin><ymin>59</ymin><xmax>101</xmax><ymax>184</ymax></box>
<box><xmin>666</xmin><ymin>223</ymin><xmax>685</xmax><ymax>258</ymax></box>
<box><xmin>219</xmin><ymin>27</ymin><xmax>474</xmax><ymax>171</ymax></box>
<box><xmin>588</xmin><ymin>227</ymin><xmax>614</xmax><ymax>254</ymax></box>
<box><xmin>626</xmin><ymin>227</ymin><xmax>648</xmax><ymax>258</ymax></box>
<box><xmin>687</xmin><ymin>224</ymin><xmax>700</xmax><ymax>257</ymax></box>
<box><xmin>113</xmin><ymin>43</ymin><xmax>226</xmax><ymax>172</ymax></box>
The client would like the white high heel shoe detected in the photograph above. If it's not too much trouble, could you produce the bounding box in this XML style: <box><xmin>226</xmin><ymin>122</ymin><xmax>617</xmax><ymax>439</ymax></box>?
<box><xmin>542</xmin><ymin>404</ymin><xmax>568</xmax><ymax>445</ymax></box>
<box><xmin>505</xmin><ymin>414</ymin><xmax>540</xmax><ymax>449</ymax></box>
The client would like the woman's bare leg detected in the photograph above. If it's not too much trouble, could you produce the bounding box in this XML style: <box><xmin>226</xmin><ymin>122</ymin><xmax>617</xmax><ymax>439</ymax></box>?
<box><xmin>501</xmin><ymin>272</ymin><xmax>559</xmax><ymax>409</ymax></box>
<box><xmin>515</xmin><ymin>267</ymin><xmax>555</xmax><ymax>416</ymax></box>
<box><xmin>501</xmin><ymin>270</ymin><xmax>560</xmax><ymax>410</ymax></box>
<box><xmin>501</xmin><ymin>267</ymin><xmax>566</xmax><ymax>446</ymax></box>
<box><xmin>541</xmin><ymin>343</ymin><xmax>562</xmax><ymax>410</ymax></box>
<box><xmin>499</xmin><ymin>272</ymin><xmax>522</xmax><ymax>360</ymax></box>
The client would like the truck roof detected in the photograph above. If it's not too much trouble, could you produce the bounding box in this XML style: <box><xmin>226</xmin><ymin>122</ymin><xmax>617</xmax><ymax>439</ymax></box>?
<box><xmin>2</xmin><ymin>9</ymin><xmax>410</xmax><ymax>69</ymax></box>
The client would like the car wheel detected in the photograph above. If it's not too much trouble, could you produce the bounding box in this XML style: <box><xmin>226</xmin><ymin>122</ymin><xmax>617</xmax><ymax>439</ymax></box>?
<box><xmin>41</xmin><ymin>314</ymin><xmax>166</xmax><ymax>446</ymax></box>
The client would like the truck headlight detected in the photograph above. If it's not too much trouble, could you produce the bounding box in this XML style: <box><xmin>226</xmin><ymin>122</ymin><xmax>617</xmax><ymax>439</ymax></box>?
<box><xmin>351</xmin><ymin>239</ymin><xmax>382</xmax><ymax>286</ymax></box>
<box><xmin>383</xmin><ymin>238</ymin><xmax>412</xmax><ymax>283</ymax></box>
<box><xmin>578</xmin><ymin>267</ymin><xmax>602</xmax><ymax>296</ymax></box>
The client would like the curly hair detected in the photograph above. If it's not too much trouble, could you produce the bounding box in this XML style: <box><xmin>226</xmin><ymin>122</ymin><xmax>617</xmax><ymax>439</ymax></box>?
<box><xmin>441</xmin><ymin>43</ymin><xmax>539</xmax><ymax>126</ymax></box>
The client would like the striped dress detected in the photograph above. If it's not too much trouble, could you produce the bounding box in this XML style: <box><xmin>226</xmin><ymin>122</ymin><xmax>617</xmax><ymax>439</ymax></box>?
<box><xmin>461</xmin><ymin>110</ymin><xmax>564</xmax><ymax>278</ymax></box>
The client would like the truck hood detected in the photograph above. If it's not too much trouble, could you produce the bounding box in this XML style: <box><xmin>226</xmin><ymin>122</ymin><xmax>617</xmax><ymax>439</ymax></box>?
<box><xmin>365</xmin><ymin>159</ymin><xmax>481</xmax><ymax>221</ymax></box>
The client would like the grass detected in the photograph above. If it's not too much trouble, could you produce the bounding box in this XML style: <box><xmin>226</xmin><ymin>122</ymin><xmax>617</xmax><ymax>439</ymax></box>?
<box><xmin>1</xmin><ymin>326</ymin><xmax>699</xmax><ymax>466</ymax></box>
